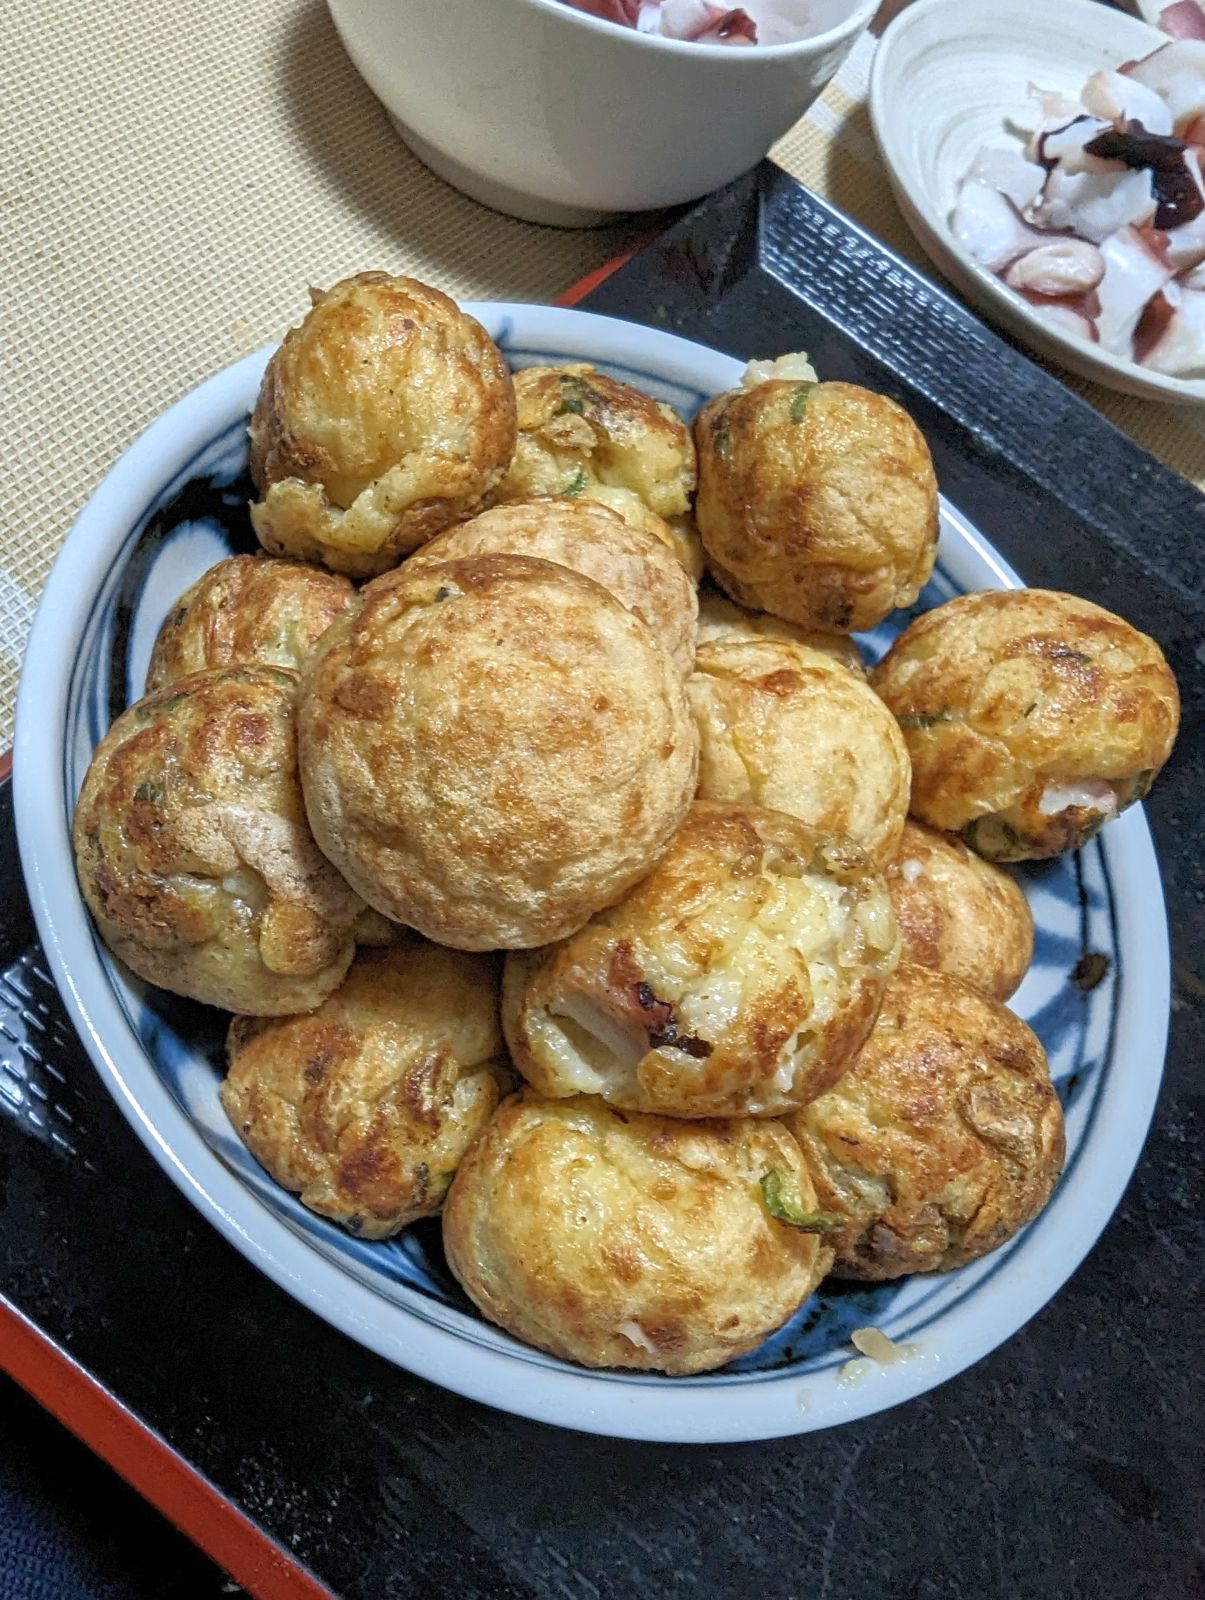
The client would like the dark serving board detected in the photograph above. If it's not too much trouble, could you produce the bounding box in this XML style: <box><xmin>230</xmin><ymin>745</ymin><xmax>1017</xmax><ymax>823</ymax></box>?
<box><xmin>2</xmin><ymin>166</ymin><xmax>1202</xmax><ymax>1600</ymax></box>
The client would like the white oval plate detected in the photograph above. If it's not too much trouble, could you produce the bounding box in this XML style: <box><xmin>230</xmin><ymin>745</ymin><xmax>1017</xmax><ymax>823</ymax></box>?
<box><xmin>869</xmin><ymin>0</ymin><xmax>1205</xmax><ymax>404</ymax></box>
<box><xmin>14</xmin><ymin>304</ymin><xmax>1169</xmax><ymax>1443</ymax></box>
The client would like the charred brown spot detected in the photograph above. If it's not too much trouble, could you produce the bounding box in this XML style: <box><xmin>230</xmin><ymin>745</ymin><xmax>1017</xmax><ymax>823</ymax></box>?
<box><xmin>748</xmin><ymin>1234</ymin><xmax>782</xmax><ymax>1276</ymax></box>
<box><xmin>621</xmin><ymin>788</ymin><xmax>645</xmax><ymax>827</ymax></box>
<box><xmin>600</xmin><ymin>1244</ymin><xmax>644</xmax><ymax>1286</ymax></box>
<box><xmin>300</xmin><ymin>1022</ymin><xmax>357</xmax><ymax>1084</ymax></box>
<box><xmin>303</xmin><ymin>1047</ymin><xmax>338</xmax><ymax>1086</ymax></box>
<box><xmin>991</xmin><ymin>1040</ymin><xmax>1038</xmax><ymax>1076</ymax></box>
<box><xmin>634</xmin><ymin>981</ymin><xmax>712</xmax><ymax>1058</ymax></box>
<box><xmin>337</xmin><ymin>1139</ymin><xmax>399</xmax><ymax>1202</ymax></box>
<box><xmin>402</xmin><ymin>1049</ymin><xmax>451</xmax><ymax>1130</ymax></box>
<box><xmin>639</xmin><ymin>1320</ymin><xmax>689</xmax><ymax>1353</ymax></box>
<box><xmin>760</xmin><ymin>669</ymin><xmax>803</xmax><ymax>698</ymax></box>
<box><xmin>234</xmin><ymin>713</ymin><xmax>271</xmax><ymax>748</ymax></box>
<box><xmin>91</xmin><ymin>862</ymin><xmax>179</xmax><ymax>938</ymax></box>
<box><xmin>334</xmin><ymin>673</ymin><xmax>397</xmax><ymax>719</ymax></box>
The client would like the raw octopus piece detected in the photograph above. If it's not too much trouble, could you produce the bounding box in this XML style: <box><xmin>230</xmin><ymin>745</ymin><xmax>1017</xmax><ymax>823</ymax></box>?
<box><xmin>658</xmin><ymin>0</ymin><xmax>758</xmax><ymax>40</ymax></box>
<box><xmin>1082</xmin><ymin>70</ymin><xmax>1174</xmax><ymax>136</ymax></box>
<box><xmin>1004</xmin><ymin>240</ymin><xmax>1105</xmax><ymax>296</ymax></box>
<box><xmin>1095</xmin><ymin>225</ymin><xmax>1175</xmax><ymax>353</ymax></box>
<box><xmin>1123</xmin><ymin>41</ymin><xmax>1205</xmax><ymax>130</ymax></box>
<box><xmin>1136</xmin><ymin>281</ymin><xmax>1205</xmax><ymax>372</ymax></box>
<box><xmin>565</xmin><ymin>0</ymin><xmax>760</xmax><ymax>41</ymax></box>
<box><xmin>569</xmin><ymin>0</ymin><xmax>642</xmax><ymax>21</ymax></box>
<box><xmin>952</xmin><ymin>182</ymin><xmax>1053</xmax><ymax>273</ymax></box>
<box><xmin>1032</xmin><ymin>166</ymin><xmax>1156</xmax><ymax>243</ymax></box>
<box><xmin>967</xmin><ymin>148</ymin><xmax>1046</xmax><ymax>211</ymax></box>
<box><xmin>1160</xmin><ymin>3</ymin><xmax>1205</xmax><ymax>42</ymax></box>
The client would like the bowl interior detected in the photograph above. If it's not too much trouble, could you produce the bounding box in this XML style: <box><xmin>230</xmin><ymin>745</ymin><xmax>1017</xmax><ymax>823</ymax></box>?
<box><xmin>519</xmin><ymin>0</ymin><xmax>878</xmax><ymax>55</ymax></box>
<box><xmin>16</xmin><ymin>305</ymin><xmax>1169</xmax><ymax>1442</ymax></box>
<box><xmin>870</xmin><ymin>0</ymin><xmax>1205</xmax><ymax>403</ymax></box>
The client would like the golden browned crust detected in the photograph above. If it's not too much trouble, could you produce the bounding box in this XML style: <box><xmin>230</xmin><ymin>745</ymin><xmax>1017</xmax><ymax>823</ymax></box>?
<box><xmin>145</xmin><ymin>556</ymin><xmax>357</xmax><ymax>691</ymax></box>
<box><xmin>693</xmin><ymin>380</ymin><xmax>939</xmax><ymax>633</ymax></box>
<box><xmin>221</xmin><ymin>942</ymin><xmax>513</xmax><ymax>1238</ymax></box>
<box><xmin>587</xmin><ymin>487</ymin><xmax>705</xmax><ymax>583</ymax></box>
<box><xmin>785</xmin><ymin>964</ymin><xmax>1065</xmax><ymax>1278</ymax></box>
<box><xmin>490</xmin><ymin>363</ymin><xmax>703</xmax><ymax>576</ymax></box>
<box><xmin>403</xmin><ymin>498</ymin><xmax>698</xmax><ymax>676</ymax></box>
<box><xmin>72</xmin><ymin>667</ymin><xmax>363</xmax><ymax>1013</ymax></box>
<box><xmin>688</xmin><ymin>638</ymin><xmax>910</xmax><ymax>864</ymax></box>
<box><xmin>298</xmin><ymin>553</ymin><xmax>698</xmax><ymax>950</ymax></box>
<box><xmin>870</xmin><ymin>589</ymin><xmax>1181</xmax><ymax>860</ymax></box>
<box><xmin>886</xmin><ymin>820</ymin><xmax>1033</xmax><ymax>1001</ymax></box>
<box><xmin>503</xmin><ymin>802</ymin><xmax>899</xmax><ymax>1118</ymax></box>
<box><xmin>249</xmin><ymin>273</ymin><xmax>516</xmax><ymax>576</ymax></box>
<box><xmin>495</xmin><ymin>363</ymin><xmax>696</xmax><ymax>512</ymax></box>
<box><xmin>442</xmin><ymin>1091</ymin><xmax>832</xmax><ymax>1373</ymax></box>
<box><xmin>695</xmin><ymin>591</ymin><xmax>867</xmax><ymax>676</ymax></box>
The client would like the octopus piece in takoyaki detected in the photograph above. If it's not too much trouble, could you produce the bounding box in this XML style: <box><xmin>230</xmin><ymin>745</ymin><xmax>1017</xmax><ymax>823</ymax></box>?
<box><xmin>503</xmin><ymin>802</ymin><xmax>899</xmax><ymax>1119</ymax></box>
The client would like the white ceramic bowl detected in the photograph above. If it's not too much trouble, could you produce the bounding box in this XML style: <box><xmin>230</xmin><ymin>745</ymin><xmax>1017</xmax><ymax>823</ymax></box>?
<box><xmin>15</xmin><ymin>304</ymin><xmax>1169</xmax><ymax>1443</ymax></box>
<box><xmin>327</xmin><ymin>0</ymin><xmax>877</xmax><ymax>226</ymax></box>
<box><xmin>869</xmin><ymin>0</ymin><xmax>1205</xmax><ymax>404</ymax></box>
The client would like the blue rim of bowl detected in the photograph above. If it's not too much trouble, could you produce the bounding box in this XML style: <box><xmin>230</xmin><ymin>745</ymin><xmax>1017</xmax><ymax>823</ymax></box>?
<box><xmin>13</xmin><ymin>305</ymin><xmax>1171</xmax><ymax>1441</ymax></box>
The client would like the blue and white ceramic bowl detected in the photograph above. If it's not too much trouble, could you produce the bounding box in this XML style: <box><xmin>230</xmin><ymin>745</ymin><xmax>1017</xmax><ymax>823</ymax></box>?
<box><xmin>14</xmin><ymin>306</ymin><xmax>1170</xmax><ymax>1443</ymax></box>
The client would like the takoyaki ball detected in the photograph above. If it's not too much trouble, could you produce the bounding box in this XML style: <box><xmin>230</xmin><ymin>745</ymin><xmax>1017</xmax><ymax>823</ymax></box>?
<box><xmin>693</xmin><ymin>374</ymin><xmax>939</xmax><ymax>633</ymax></box>
<box><xmin>696</xmin><ymin>590</ymin><xmax>867</xmax><ymax>676</ymax></box>
<box><xmin>403</xmin><ymin>498</ymin><xmax>698</xmax><ymax>677</ymax></box>
<box><xmin>871</xmin><ymin>589</ymin><xmax>1180</xmax><ymax>861</ymax></box>
<box><xmin>222</xmin><ymin>942</ymin><xmax>513</xmax><ymax>1238</ymax></box>
<box><xmin>442</xmin><ymin>1092</ymin><xmax>833</xmax><ymax>1374</ymax></box>
<box><xmin>249</xmin><ymin>273</ymin><xmax>515</xmax><ymax>577</ymax></box>
<box><xmin>785</xmin><ymin>964</ymin><xmax>1064</xmax><ymax>1279</ymax></box>
<box><xmin>503</xmin><ymin>802</ymin><xmax>899</xmax><ymax>1119</ymax></box>
<box><xmin>145</xmin><ymin>556</ymin><xmax>358</xmax><ymax>691</ymax></box>
<box><xmin>493</xmin><ymin>365</ymin><xmax>699</xmax><ymax>560</ymax></box>
<box><xmin>887</xmin><ymin>820</ymin><xmax>1033</xmax><ymax>1002</ymax></box>
<box><xmin>688</xmin><ymin>639</ymin><xmax>910</xmax><ymax>865</ymax></box>
<box><xmin>72</xmin><ymin>667</ymin><xmax>362</xmax><ymax>1014</ymax></box>
<box><xmin>298</xmin><ymin>554</ymin><xmax>697</xmax><ymax>951</ymax></box>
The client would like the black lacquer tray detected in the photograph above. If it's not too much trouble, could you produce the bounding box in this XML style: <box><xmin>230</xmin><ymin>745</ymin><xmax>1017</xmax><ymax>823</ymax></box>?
<box><xmin>2</xmin><ymin>166</ymin><xmax>1201</xmax><ymax>1600</ymax></box>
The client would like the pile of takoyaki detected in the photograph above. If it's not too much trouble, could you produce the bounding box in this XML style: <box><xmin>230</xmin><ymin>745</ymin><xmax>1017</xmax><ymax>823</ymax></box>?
<box><xmin>72</xmin><ymin>272</ymin><xmax>1181</xmax><ymax>1375</ymax></box>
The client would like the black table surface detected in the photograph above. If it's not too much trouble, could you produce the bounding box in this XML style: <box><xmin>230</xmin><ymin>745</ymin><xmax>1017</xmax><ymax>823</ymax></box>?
<box><xmin>2</xmin><ymin>167</ymin><xmax>1202</xmax><ymax>1600</ymax></box>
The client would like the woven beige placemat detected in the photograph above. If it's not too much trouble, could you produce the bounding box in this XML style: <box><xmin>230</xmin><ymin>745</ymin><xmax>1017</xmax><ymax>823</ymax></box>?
<box><xmin>3</xmin><ymin>0</ymin><xmax>1201</xmax><ymax>749</ymax></box>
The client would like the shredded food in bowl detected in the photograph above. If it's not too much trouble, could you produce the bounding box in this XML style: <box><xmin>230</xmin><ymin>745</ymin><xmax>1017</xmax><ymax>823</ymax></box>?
<box><xmin>558</xmin><ymin>1</ymin><xmax>826</xmax><ymax>47</ymax></box>
<box><xmin>951</xmin><ymin>40</ymin><xmax>1205</xmax><ymax>376</ymax></box>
